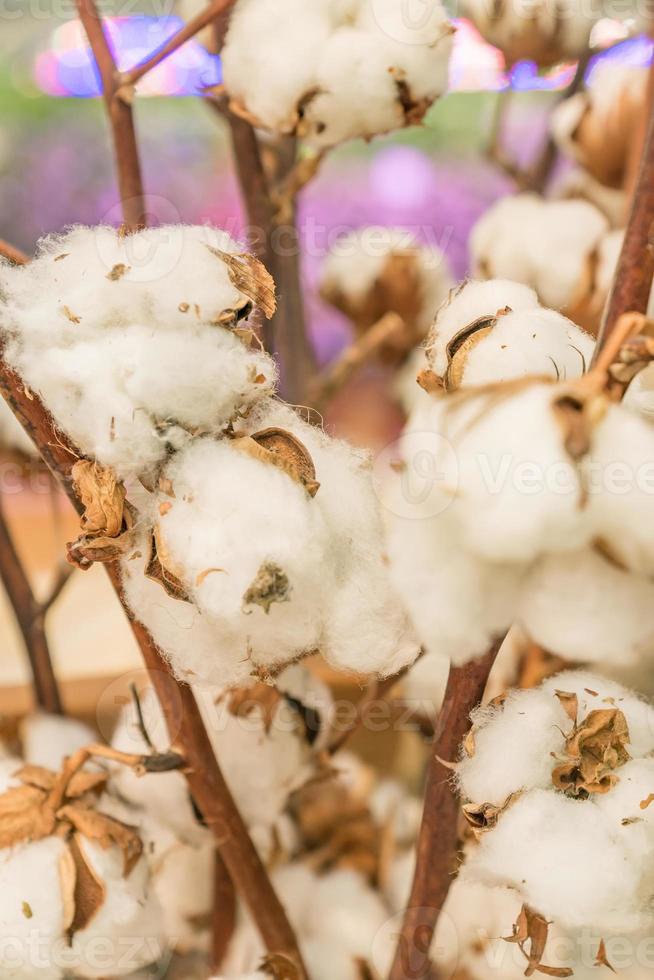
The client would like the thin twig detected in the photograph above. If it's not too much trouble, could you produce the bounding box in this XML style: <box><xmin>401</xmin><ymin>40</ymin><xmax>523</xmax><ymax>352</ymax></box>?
<box><xmin>310</xmin><ymin>313</ymin><xmax>408</xmax><ymax>411</ymax></box>
<box><xmin>116</xmin><ymin>0</ymin><xmax>237</xmax><ymax>92</ymax></box>
<box><xmin>0</xmin><ymin>346</ymin><xmax>309</xmax><ymax>979</ymax></box>
<box><xmin>212</xmin><ymin>851</ymin><xmax>237</xmax><ymax>972</ymax></box>
<box><xmin>595</xmin><ymin>59</ymin><xmax>654</xmax><ymax>354</ymax></box>
<box><xmin>76</xmin><ymin>0</ymin><xmax>145</xmax><ymax>231</ymax></box>
<box><xmin>0</xmin><ymin>497</ymin><xmax>62</xmax><ymax>715</ymax></box>
<box><xmin>0</xmin><ymin>240</ymin><xmax>29</xmax><ymax>266</ymax></box>
<box><xmin>388</xmin><ymin>641</ymin><xmax>502</xmax><ymax>980</ymax></box>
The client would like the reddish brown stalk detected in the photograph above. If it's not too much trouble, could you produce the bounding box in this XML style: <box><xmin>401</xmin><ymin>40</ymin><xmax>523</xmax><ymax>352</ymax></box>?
<box><xmin>0</xmin><ymin>499</ymin><xmax>63</xmax><ymax>714</ymax></box>
<box><xmin>0</xmin><ymin>354</ymin><xmax>308</xmax><ymax>977</ymax></box>
<box><xmin>76</xmin><ymin>0</ymin><xmax>145</xmax><ymax>231</ymax></box>
<box><xmin>117</xmin><ymin>0</ymin><xmax>237</xmax><ymax>90</ymax></box>
<box><xmin>596</xmin><ymin>60</ymin><xmax>654</xmax><ymax>353</ymax></box>
<box><xmin>211</xmin><ymin>851</ymin><xmax>237</xmax><ymax>971</ymax></box>
<box><xmin>0</xmin><ymin>240</ymin><xmax>29</xmax><ymax>266</ymax></box>
<box><xmin>388</xmin><ymin>642</ymin><xmax>501</xmax><ymax>980</ymax></box>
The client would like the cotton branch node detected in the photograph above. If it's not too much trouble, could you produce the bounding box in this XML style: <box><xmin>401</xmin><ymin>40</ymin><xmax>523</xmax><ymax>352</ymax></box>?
<box><xmin>220</xmin><ymin>0</ymin><xmax>453</xmax><ymax>149</ymax></box>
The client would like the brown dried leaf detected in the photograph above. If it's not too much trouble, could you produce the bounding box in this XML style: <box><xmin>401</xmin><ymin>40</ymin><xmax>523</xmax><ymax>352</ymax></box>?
<box><xmin>106</xmin><ymin>263</ymin><xmax>130</xmax><ymax>281</ymax></box>
<box><xmin>62</xmin><ymin>305</ymin><xmax>81</xmax><ymax>324</ymax></box>
<box><xmin>640</xmin><ymin>793</ymin><xmax>654</xmax><ymax>810</ymax></box>
<box><xmin>72</xmin><ymin>460</ymin><xmax>125</xmax><ymax>538</ymax></box>
<box><xmin>505</xmin><ymin>905</ymin><xmax>573</xmax><ymax>978</ymax></box>
<box><xmin>554</xmin><ymin>690</ymin><xmax>579</xmax><ymax>724</ymax></box>
<box><xmin>67</xmin><ymin>833</ymin><xmax>107</xmax><ymax>937</ymax></box>
<box><xmin>0</xmin><ymin>784</ymin><xmax>56</xmax><ymax>848</ymax></box>
<box><xmin>552</xmin><ymin>707</ymin><xmax>630</xmax><ymax>797</ymax></box>
<box><xmin>232</xmin><ymin>427</ymin><xmax>320</xmax><ymax>497</ymax></box>
<box><xmin>15</xmin><ymin>765</ymin><xmax>57</xmax><ymax>792</ymax></box>
<box><xmin>144</xmin><ymin>529</ymin><xmax>191</xmax><ymax>603</ymax></box>
<box><xmin>207</xmin><ymin>246</ymin><xmax>276</xmax><ymax>319</ymax></box>
<box><xmin>225</xmin><ymin>683</ymin><xmax>283</xmax><ymax>733</ymax></box>
<box><xmin>243</xmin><ymin>560</ymin><xmax>291</xmax><ymax>614</ymax></box>
<box><xmin>594</xmin><ymin>939</ymin><xmax>616</xmax><ymax>973</ymax></box>
<box><xmin>58</xmin><ymin>804</ymin><xmax>143</xmax><ymax>876</ymax></box>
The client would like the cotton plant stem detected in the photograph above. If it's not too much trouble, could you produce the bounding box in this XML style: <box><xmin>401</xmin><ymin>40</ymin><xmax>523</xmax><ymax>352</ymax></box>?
<box><xmin>388</xmin><ymin>642</ymin><xmax>501</xmax><ymax>980</ymax></box>
<box><xmin>77</xmin><ymin>0</ymin><xmax>145</xmax><ymax>231</ymax></box>
<box><xmin>0</xmin><ymin>498</ymin><xmax>62</xmax><ymax>715</ymax></box>
<box><xmin>116</xmin><ymin>0</ymin><xmax>236</xmax><ymax>90</ymax></box>
<box><xmin>310</xmin><ymin>312</ymin><xmax>407</xmax><ymax>411</ymax></box>
<box><xmin>0</xmin><ymin>354</ymin><xmax>310</xmax><ymax>978</ymax></box>
<box><xmin>595</xmin><ymin>60</ymin><xmax>654</xmax><ymax>354</ymax></box>
<box><xmin>211</xmin><ymin>851</ymin><xmax>237</xmax><ymax>971</ymax></box>
<box><xmin>0</xmin><ymin>240</ymin><xmax>28</xmax><ymax>266</ymax></box>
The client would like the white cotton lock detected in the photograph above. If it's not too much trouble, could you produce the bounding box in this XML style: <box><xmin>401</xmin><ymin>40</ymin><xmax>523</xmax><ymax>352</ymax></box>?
<box><xmin>222</xmin><ymin>0</ymin><xmax>453</xmax><ymax>148</ymax></box>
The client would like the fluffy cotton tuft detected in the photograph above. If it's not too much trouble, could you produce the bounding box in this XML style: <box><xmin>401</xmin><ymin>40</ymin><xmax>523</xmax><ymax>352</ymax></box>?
<box><xmin>460</xmin><ymin>673</ymin><xmax>654</xmax><ymax>935</ymax></box>
<box><xmin>221</xmin><ymin>0</ymin><xmax>453</xmax><ymax>147</ymax></box>
<box><xmin>0</xmin><ymin>225</ymin><xmax>276</xmax><ymax>479</ymax></box>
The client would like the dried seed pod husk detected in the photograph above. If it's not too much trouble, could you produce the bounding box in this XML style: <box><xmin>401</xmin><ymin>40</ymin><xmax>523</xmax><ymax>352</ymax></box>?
<box><xmin>242</xmin><ymin>560</ymin><xmax>291</xmax><ymax>614</ymax></box>
<box><xmin>223</xmin><ymin>682</ymin><xmax>283</xmax><ymax>734</ymax></box>
<box><xmin>67</xmin><ymin>460</ymin><xmax>136</xmax><ymax>568</ymax></box>
<box><xmin>232</xmin><ymin>427</ymin><xmax>320</xmax><ymax>497</ymax></box>
<box><xmin>207</xmin><ymin>246</ymin><xmax>276</xmax><ymax>319</ymax></box>
<box><xmin>444</xmin><ymin>315</ymin><xmax>496</xmax><ymax>390</ymax></box>
<box><xmin>551</xmin><ymin>707</ymin><xmax>631</xmax><ymax>797</ymax></box>
<box><xmin>145</xmin><ymin>527</ymin><xmax>191</xmax><ymax>603</ymax></box>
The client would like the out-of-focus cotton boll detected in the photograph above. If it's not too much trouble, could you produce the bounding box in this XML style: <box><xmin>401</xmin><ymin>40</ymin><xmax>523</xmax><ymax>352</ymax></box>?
<box><xmin>320</xmin><ymin>227</ymin><xmax>453</xmax><ymax>363</ymax></box>
<box><xmin>20</xmin><ymin>713</ymin><xmax>95</xmax><ymax>770</ymax></box>
<box><xmin>222</xmin><ymin>0</ymin><xmax>453</xmax><ymax>148</ymax></box>
<box><xmin>518</xmin><ymin>547</ymin><xmax>654</xmax><ymax>667</ymax></box>
<box><xmin>425</xmin><ymin>278</ymin><xmax>540</xmax><ymax>379</ymax></box>
<box><xmin>397</xmin><ymin>649</ymin><xmax>451</xmax><ymax>720</ymax></box>
<box><xmin>392</xmin><ymin>347</ymin><xmax>430</xmax><ymax>416</ymax></box>
<box><xmin>464</xmin><ymin>789</ymin><xmax>649</xmax><ymax>934</ymax></box>
<box><xmin>0</xmin><ymin>226</ymin><xmax>276</xmax><ymax>480</ymax></box>
<box><xmin>551</xmin><ymin>64</ymin><xmax>648</xmax><ymax>189</ymax></box>
<box><xmin>470</xmin><ymin>195</ymin><xmax>610</xmax><ymax>315</ymax></box>
<box><xmin>459</xmin><ymin>0</ymin><xmax>602</xmax><ymax>67</ymax></box>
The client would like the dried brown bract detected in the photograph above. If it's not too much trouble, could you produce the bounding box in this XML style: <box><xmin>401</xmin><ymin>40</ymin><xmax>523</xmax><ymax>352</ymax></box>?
<box><xmin>232</xmin><ymin>427</ymin><xmax>320</xmax><ymax>497</ymax></box>
<box><xmin>551</xmin><ymin>700</ymin><xmax>630</xmax><ymax>797</ymax></box>
<box><xmin>207</xmin><ymin>246</ymin><xmax>277</xmax><ymax>320</ymax></box>
<box><xmin>67</xmin><ymin>460</ymin><xmax>136</xmax><ymax>568</ymax></box>
<box><xmin>505</xmin><ymin>904</ymin><xmax>573</xmax><ymax>977</ymax></box>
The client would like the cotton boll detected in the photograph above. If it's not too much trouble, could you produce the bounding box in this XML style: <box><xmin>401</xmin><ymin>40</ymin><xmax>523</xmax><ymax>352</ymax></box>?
<box><xmin>457</xmin><ymin>688</ymin><xmax>571</xmax><ymax>806</ymax></box>
<box><xmin>460</xmin><ymin>0</ymin><xmax>601</xmax><ymax>67</ymax></box>
<box><xmin>369</xmin><ymin>779</ymin><xmax>422</xmax><ymax>847</ymax></box>
<box><xmin>302</xmin><ymin>938</ymin><xmax>366</xmax><ymax>980</ymax></box>
<box><xmin>70</xmin><ymin>837</ymin><xmax>165</xmax><ymax>978</ymax></box>
<box><xmin>551</xmin><ymin>64</ymin><xmax>648</xmax><ymax>189</ymax></box>
<box><xmin>397</xmin><ymin>650</ymin><xmax>450</xmax><ymax>720</ymax></box>
<box><xmin>518</xmin><ymin>548</ymin><xmax>654</xmax><ymax>666</ymax></box>
<box><xmin>465</xmin><ymin>789</ymin><xmax>648</xmax><ymax>934</ymax></box>
<box><xmin>222</xmin><ymin>0</ymin><xmax>452</xmax><ymax>147</ymax></box>
<box><xmin>20</xmin><ymin>713</ymin><xmax>95</xmax><ymax>770</ymax></box>
<box><xmin>470</xmin><ymin>195</ymin><xmax>609</xmax><ymax>312</ymax></box>
<box><xmin>392</xmin><ymin>347</ymin><xmax>430</xmax><ymax>416</ymax></box>
<box><xmin>554</xmin><ymin>167</ymin><xmax>628</xmax><ymax>228</ymax></box>
<box><xmin>425</xmin><ymin>278</ymin><xmax>540</xmax><ymax>378</ymax></box>
<box><xmin>0</xmin><ymin>836</ymin><xmax>69</xmax><ymax>980</ymax></box>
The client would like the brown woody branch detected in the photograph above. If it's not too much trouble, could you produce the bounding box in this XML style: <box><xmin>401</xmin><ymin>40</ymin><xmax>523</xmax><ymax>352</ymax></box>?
<box><xmin>0</xmin><ymin>498</ymin><xmax>63</xmax><ymax>714</ymax></box>
<box><xmin>596</xmin><ymin>60</ymin><xmax>654</xmax><ymax>353</ymax></box>
<box><xmin>0</xmin><ymin>240</ymin><xmax>29</xmax><ymax>266</ymax></box>
<box><xmin>309</xmin><ymin>312</ymin><xmax>407</xmax><ymax>411</ymax></box>
<box><xmin>388</xmin><ymin>642</ymin><xmax>502</xmax><ymax>980</ymax></box>
<box><xmin>77</xmin><ymin>0</ymin><xmax>145</xmax><ymax>231</ymax></box>
<box><xmin>116</xmin><ymin>0</ymin><xmax>237</xmax><ymax>92</ymax></box>
<box><xmin>0</xmin><ymin>355</ymin><xmax>308</xmax><ymax>976</ymax></box>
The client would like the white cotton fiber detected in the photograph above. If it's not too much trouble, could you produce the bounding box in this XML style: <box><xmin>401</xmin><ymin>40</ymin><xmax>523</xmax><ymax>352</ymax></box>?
<box><xmin>222</xmin><ymin>0</ymin><xmax>453</xmax><ymax>147</ymax></box>
<box><xmin>518</xmin><ymin>547</ymin><xmax>654</xmax><ymax>666</ymax></box>
<box><xmin>465</xmin><ymin>790</ymin><xmax>649</xmax><ymax>934</ymax></box>
<box><xmin>0</xmin><ymin>226</ymin><xmax>276</xmax><ymax>479</ymax></box>
<box><xmin>20</xmin><ymin>713</ymin><xmax>95</xmax><ymax>771</ymax></box>
<box><xmin>457</xmin><ymin>687</ymin><xmax>572</xmax><ymax>806</ymax></box>
<box><xmin>470</xmin><ymin>195</ymin><xmax>609</xmax><ymax>311</ymax></box>
<box><xmin>0</xmin><ymin>836</ymin><xmax>68</xmax><ymax>980</ymax></box>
